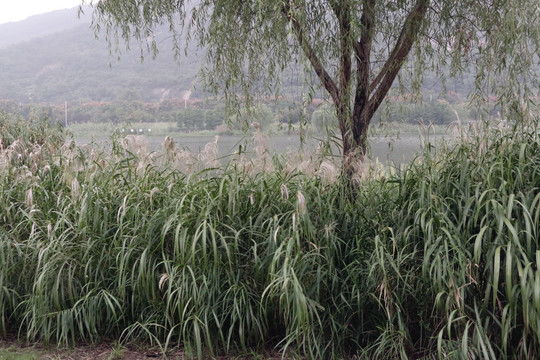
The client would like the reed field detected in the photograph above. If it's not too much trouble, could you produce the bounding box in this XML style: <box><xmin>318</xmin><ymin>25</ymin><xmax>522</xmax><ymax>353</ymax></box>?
<box><xmin>0</xmin><ymin>110</ymin><xmax>539</xmax><ymax>359</ymax></box>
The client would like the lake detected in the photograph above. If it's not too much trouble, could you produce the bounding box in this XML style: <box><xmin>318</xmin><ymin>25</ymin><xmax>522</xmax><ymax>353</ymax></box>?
<box><xmin>74</xmin><ymin>132</ymin><xmax>447</xmax><ymax>166</ymax></box>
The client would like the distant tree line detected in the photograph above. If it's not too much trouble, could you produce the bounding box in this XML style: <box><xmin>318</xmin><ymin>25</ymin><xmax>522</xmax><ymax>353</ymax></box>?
<box><xmin>1</xmin><ymin>97</ymin><xmax>459</xmax><ymax>132</ymax></box>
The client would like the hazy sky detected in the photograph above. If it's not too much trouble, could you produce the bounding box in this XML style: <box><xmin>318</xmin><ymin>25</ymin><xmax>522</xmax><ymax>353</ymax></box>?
<box><xmin>0</xmin><ymin>0</ymin><xmax>83</xmax><ymax>25</ymax></box>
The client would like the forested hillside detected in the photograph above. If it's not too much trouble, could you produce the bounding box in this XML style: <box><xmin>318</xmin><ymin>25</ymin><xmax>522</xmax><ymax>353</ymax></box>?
<box><xmin>0</xmin><ymin>7</ymin><xmax>475</xmax><ymax>128</ymax></box>
<box><xmin>0</xmin><ymin>7</ymin><xmax>92</xmax><ymax>49</ymax></box>
<box><xmin>0</xmin><ymin>11</ymin><xmax>202</xmax><ymax>105</ymax></box>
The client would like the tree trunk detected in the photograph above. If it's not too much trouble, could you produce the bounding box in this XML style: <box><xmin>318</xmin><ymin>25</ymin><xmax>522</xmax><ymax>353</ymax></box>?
<box><xmin>339</xmin><ymin>105</ymin><xmax>371</xmax><ymax>179</ymax></box>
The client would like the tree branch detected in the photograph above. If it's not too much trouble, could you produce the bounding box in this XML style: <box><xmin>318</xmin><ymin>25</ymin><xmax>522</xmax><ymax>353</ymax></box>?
<box><xmin>328</xmin><ymin>0</ymin><xmax>352</xmax><ymax>94</ymax></box>
<box><xmin>353</xmin><ymin>0</ymin><xmax>375</xmax><ymax>116</ymax></box>
<box><xmin>367</xmin><ymin>0</ymin><xmax>430</xmax><ymax>119</ymax></box>
<box><xmin>337</xmin><ymin>0</ymin><xmax>352</xmax><ymax>102</ymax></box>
<box><xmin>281</xmin><ymin>1</ymin><xmax>340</xmax><ymax>105</ymax></box>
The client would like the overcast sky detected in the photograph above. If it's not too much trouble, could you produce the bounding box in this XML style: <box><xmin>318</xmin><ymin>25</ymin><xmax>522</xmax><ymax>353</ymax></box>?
<box><xmin>0</xmin><ymin>0</ymin><xmax>84</xmax><ymax>25</ymax></box>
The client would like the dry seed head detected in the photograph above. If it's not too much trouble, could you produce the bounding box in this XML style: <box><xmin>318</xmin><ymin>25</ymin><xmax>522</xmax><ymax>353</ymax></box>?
<box><xmin>318</xmin><ymin>160</ymin><xmax>338</xmax><ymax>183</ymax></box>
<box><xmin>162</xmin><ymin>136</ymin><xmax>175</xmax><ymax>158</ymax></box>
<box><xmin>136</xmin><ymin>159</ymin><xmax>147</xmax><ymax>174</ymax></box>
<box><xmin>377</xmin><ymin>282</ymin><xmax>392</xmax><ymax>320</ymax></box>
<box><xmin>117</xmin><ymin>195</ymin><xmax>129</xmax><ymax>223</ymax></box>
<box><xmin>199</xmin><ymin>136</ymin><xmax>220</xmax><ymax>168</ymax></box>
<box><xmin>343</xmin><ymin>151</ymin><xmax>367</xmax><ymax>184</ymax></box>
<box><xmin>324</xmin><ymin>222</ymin><xmax>336</xmax><ymax>239</ymax></box>
<box><xmin>273</xmin><ymin>226</ymin><xmax>280</xmax><ymax>244</ymax></box>
<box><xmin>25</xmin><ymin>188</ymin><xmax>34</xmax><ymax>208</ymax></box>
<box><xmin>89</xmin><ymin>148</ymin><xmax>100</xmax><ymax>162</ymax></box>
<box><xmin>158</xmin><ymin>273</ymin><xmax>169</xmax><ymax>291</ymax></box>
<box><xmin>121</xmin><ymin>135</ymin><xmax>149</xmax><ymax>156</ymax></box>
<box><xmin>28</xmin><ymin>146</ymin><xmax>43</xmax><ymax>169</ymax></box>
<box><xmin>8</xmin><ymin>139</ymin><xmax>26</xmax><ymax>155</ymax></box>
<box><xmin>47</xmin><ymin>223</ymin><xmax>53</xmax><ymax>239</ymax></box>
<box><xmin>298</xmin><ymin>159</ymin><xmax>317</xmax><ymax>177</ymax></box>
<box><xmin>170</xmin><ymin>149</ymin><xmax>197</xmax><ymax>173</ymax></box>
<box><xmin>296</xmin><ymin>190</ymin><xmax>306</xmax><ymax>216</ymax></box>
<box><xmin>56</xmin><ymin>191</ymin><xmax>64</xmax><ymax>208</ymax></box>
<box><xmin>60</xmin><ymin>141</ymin><xmax>77</xmax><ymax>165</ymax></box>
<box><xmin>239</xmin><ymin>160</ymin><xmax>253</xmax><ymax>175</ymax></box>
<box><xmin>15</xmin><ymin>166</ymin><xmax>33</xmax><ymax>182</ymax></box>
<box><xmin>71</xmin><ymin>178</ymin><xmax>81</xmax><ymax>200</ymax></box>
<box><xmin>249</xmin><ymin>192</ymin><xmax>255</xmax><ymax>205</ymax></box>
<box><xmin>280</xmin><ymin>183</ymin><xmax>290</xmax><ymax>200</ymax></box>
<box><xmin>30</xmin><ymin>222</ymin><xmax>36</xmax><ymax>239</ymax></box>
<box><xmin>149</xmin><ymin>187</ymin><xmax>159</xmax><ymax>203</ymax></box>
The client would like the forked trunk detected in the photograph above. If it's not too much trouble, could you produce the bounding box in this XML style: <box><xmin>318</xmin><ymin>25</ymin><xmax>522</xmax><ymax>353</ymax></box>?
<box><xmin>283</xmin><ymin>0</ymin><xmax>429</xmax><ymax>180</ymax></box>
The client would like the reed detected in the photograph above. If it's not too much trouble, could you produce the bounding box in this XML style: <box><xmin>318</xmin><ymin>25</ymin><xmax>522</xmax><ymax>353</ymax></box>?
<box><xmin>0</xmin><ymin>110</ymin><xmax>538</xmax><ymax>359</ymax></box>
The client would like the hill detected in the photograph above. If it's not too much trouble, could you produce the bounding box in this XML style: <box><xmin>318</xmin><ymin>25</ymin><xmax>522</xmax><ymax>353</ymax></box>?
<box><xmin>0</xmin><ymin>6</ymin><xmax>473</xmax><ymax>128</ymax></box>
<box><xmin>0</xmin><ymin>7</ymin><xmax>92</xmax><ymax>49</ymax></box>
<box><xmin>0</xmin><ymin>8</ymin><xmax>203</xmax><ymax>105</ymax></box>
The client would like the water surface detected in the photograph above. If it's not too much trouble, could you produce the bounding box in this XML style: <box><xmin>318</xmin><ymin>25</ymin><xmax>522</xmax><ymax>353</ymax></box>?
<box><xmin>74</xmin><ymin>132</ymin><xmax>446</xmax><ymax>166</ymax></box>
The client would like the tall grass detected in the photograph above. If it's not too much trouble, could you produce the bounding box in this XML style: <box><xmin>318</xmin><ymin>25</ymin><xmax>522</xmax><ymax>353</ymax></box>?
<box><xmin>359</xmin><ymin>121</ymin><xmax>540</xmax><ymax>359</ymax></box>
<box><xmin>0</xmin><ymin>110</ymin><xmax>538</xmax><ymax>359</ymax></box>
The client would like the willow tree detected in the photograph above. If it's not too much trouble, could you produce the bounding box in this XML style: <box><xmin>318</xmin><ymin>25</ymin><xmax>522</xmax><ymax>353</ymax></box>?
<box><xmin>87</xmin><ymin>0</ymin><xmax>540</xmax><ymax>173</ymax></box>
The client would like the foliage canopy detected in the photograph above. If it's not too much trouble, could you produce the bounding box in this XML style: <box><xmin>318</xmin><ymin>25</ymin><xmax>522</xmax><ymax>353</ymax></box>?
<box><xmin>87</xmin><ymin>0</ymin><xmax>540</xmax><ymax>171</ymax></box>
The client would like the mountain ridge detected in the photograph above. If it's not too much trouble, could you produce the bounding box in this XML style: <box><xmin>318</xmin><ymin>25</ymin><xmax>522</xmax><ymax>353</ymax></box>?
<box><xmin>0</xmin><ymin>7</ymin><xmax>203</xmax><ymax>105</ymax></box>
<box><xmin>0</xmin><ymin>7</ymin><xmax>92</xmax><ymax>49</ymax></box>
<box><xmin>0</xmin><ymin>7</ymin><xmax>470</xmax><ymax>111</ymax></box>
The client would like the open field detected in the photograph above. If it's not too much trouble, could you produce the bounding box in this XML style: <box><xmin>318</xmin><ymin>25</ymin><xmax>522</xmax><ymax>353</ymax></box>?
<box><xmin>1</xmin><ymin>111</ymin><xmax>539</xmax><ymax>359</ymax></box>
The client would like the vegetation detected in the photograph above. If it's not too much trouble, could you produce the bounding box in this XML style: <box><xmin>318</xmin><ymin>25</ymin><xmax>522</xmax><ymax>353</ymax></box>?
<box><xmin>0</xmin><ymin>20</ymin><xmax>201</xmax><ymax>104</ymax></box>
<box><xmin>1</xmin><ymin>3</ymin><xmax>538</xmax><ymax>359</ymax></box>
<box><xmin>90</xmin><ymin>0</ymin><xmax>540</xmax><ymax>175</ymax></box>
<box><xmin>1</xmin><ymin>96</ymin><xmax>459</xmax><ymax>140</ymax></box>
<box><xmin>0</xmin><ymin>5</ymin><xmax>480</xmax><ymax>136</ymax></box>
<box><xmin>1</xmin><ymin>110</ymin><xmax>539</xmax><ymax>358</ymax></box>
